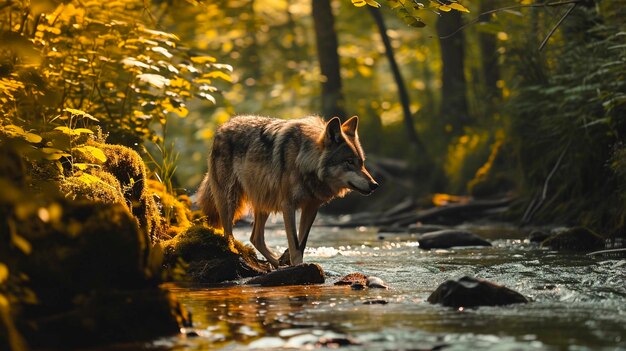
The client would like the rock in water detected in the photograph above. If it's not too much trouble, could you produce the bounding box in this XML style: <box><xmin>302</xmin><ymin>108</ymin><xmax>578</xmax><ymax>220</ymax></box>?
<box><xmin>334</xmin><ymin>272</ymin><xmax>368</xmax><ymax>286</ymax></box>
<box><xmin>528</xmin><ymin>230</ymin><xmax>551</xmax><ymax>243</ymax></box>
<box><xmin>427</xmin><ymin>276</ymin><xmax>528</xmax><ymax>308</ymax></box>
<box><xmin>366</xmin><ymin>276</ymin><xmax>389</xmax><ymax>289</ymax></box>
<box><xmin>540</xmin><ymin>227</ymin><xmax>604</xmax><ymax>252</ymax></box>
<box><xmin>418</xmin><ymin>230</ymin><xmax>491</xmax><ymax>250</ymax></box>
<box><xmin>246</xmin><ymin>263</ymin><xmax>325</xmax><ymax>286</ymax></box>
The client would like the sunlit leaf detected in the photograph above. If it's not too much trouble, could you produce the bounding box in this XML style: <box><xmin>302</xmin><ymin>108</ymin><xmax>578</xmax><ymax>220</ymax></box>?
<box><xmin>0</xmin><ymin>263</ymin><xmax>7</xmax><ymax>284</ymax></box>
<box><xmin>77</xmin><ymin>145</ymin><xmax>107</xmax><ymax>163</ymax></box>
<box><xmin>24</xmin><ymin>132</ymin><xmax>42</xmax><ymax>143</ymax></box>
<box><xmin>351</xmin><ymin>0</ymin><xmax>367</xmax><ymax>7</ymax></box>
<box><xmin>137</xmin><ymin>73</ymin><xmax>170</xmax><ymax>88</ymax></box>
<box><xmin>365</xmin><ymin>0</ymin><xmax>381</xmax><ymax>8</ymax></box>
<box><xmin>12</xmin><ymin>234</ymin><xmax>32</xmax><ymax>255</ymax></box>
<box><xmin>190</xmin><ymin>55</ymin><xmax>217</xmax><ymax>64</ymax></box>
<box><xmin>205</xmin><ymin>71</ymin><xmax>232</xmax><ymax>82</ymax></box>
<box><xmin>449</xmin><ymin>3</ymin><xmax>470</xmax><ymax>13</ymax></box>
<box><xmin>64</xmin><ymin>108</ymin><xmax>98</xmax><ymax>121</ymax></box>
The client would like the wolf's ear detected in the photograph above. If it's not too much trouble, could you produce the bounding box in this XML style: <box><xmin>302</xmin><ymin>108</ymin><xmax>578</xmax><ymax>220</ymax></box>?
<box><xmin>342</xmin><ymin>116</ymin><xmax>358</xmax><ymax>136</ymax></box>
<box><xmin>324</xmin><ymin>117</ymin><xmax>343</xmax><ymax>144</ymax></box>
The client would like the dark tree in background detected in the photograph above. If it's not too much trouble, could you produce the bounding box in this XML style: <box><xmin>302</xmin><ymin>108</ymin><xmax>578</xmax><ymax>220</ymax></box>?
<box><xmin>369</xmin><ymin>7</ymin><xmax>426</xmax><ymax>154</ymax></box>
<box><xmin>312</xmin><ymin>0</ymin><xmax>346</xmax><ymax>120</ymax></box>
<box><xmin>478</xmin><ymin>0</ymin><xmax>500</xmax><ymax>103</ymax></box>
<box><xmin>436</xmin><ymin>11</ymin><xmax>469</xmax><ymax>134</ymax></box>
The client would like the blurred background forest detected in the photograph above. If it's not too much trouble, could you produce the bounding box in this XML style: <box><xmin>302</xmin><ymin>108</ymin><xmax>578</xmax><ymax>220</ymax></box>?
<box><xmin>1</xmin><ymin>0</ymin><xmax>625</xmax><ymax>230</ymax></box>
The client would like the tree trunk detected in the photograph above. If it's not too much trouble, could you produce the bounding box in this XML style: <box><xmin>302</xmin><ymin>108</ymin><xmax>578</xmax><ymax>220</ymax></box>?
<box><xmin>436</xmin><ymin>11</ymin><xmax>470</xmax><ymax>134</ymax></box>
<box><xmin>478</xmin><ymin>0</ymin><xmax>500</xmax><ymax>102</ymax></box>
<box><xmin>369</xmin><ymin>7</ymin><xmax>426</xmax><ymax>154</ymax></box>
<box><xmin>312</xmin><ymin>0</ymin><xmax>345</xmax><ymax>120</ymax></box>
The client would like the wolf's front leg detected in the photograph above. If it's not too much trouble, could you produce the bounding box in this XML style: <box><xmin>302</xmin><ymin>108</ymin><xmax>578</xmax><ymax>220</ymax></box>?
<box><xmin>298</xmin><ymin>202</ymin><xmax>319</xmax><ymax>256</ymax></box>
<box><xmin>282</xmin><ymin>204</ymin><xmax>303</xmax><ymax>266</ymax></box>
<box><xmin>250</xmin><ymin>210</ymin><xmax>280</xmax><ymax>268</ymax></box>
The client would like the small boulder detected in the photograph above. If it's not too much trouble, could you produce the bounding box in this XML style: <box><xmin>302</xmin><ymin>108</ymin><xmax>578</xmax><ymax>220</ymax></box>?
<box><xmin>418</xmin><ymin>230</ymin><xmax>491</xmax><ymax>250</ymax></box>
<box><xmin>366</xmin><ymin>276</ymin><xmax>389</xmax><ymax>289</ymax></box>
<box><xmin>540</xmin><ymin>227</ymin><xmax>604</xmax><ymax>252</ymax></box>
<box><xmin>427</xmin><ymin>276</ymin><xmax>528</xmax><ymax>308</ymax></box>
<box><xmin>334</xmin><ymin>273</ymin><xmax>368</xmax><ymax>286</ymax></box>
<box><xmin>528</xmin><ymin>230</ymin><xmax>551</xmax><ymax>244</ymax></box>
<box><xmin>246</xmin><ymin>263</ymin><xmax>325</xmax><ymax>286</ymax></box>
<box><xmin>163</xmin><ymin>225</ymin><xmax>270</xmax><ymax>283</ymax></box>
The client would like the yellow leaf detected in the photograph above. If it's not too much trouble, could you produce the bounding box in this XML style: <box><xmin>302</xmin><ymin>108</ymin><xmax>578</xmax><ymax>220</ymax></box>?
<box><xmin>73</xmin><ymin>128</ymin><xmax>94</xmax><ymax>135</ymax></box>
<box><xmin>439</xmin><ymin>5</ymin><xmax>452</xmax><ymax>12</ymax></box>
<box><xmin>12</xmin><ymin>234</ymin><xmax>31</xmax><ymax>255</ymax></box>
<box><xmin>449</xmin><ymin>3</ymin><xmax>470</xmax><ymax>12</ymax></box>
<box><xmin>205</xmin><ymin>71</ymin><xmax>232</xmax><ymax>82</ymax></box>
<box><xmin>190</xmin><ymin>56</ymin><xmax>216</xmax><ymax>64</ymax></box>
<box><xmin>25</xmin><ymin>132</ymin><xmax>42</xmax><ymax>143</ymax></box>
<box><xmin>79</xmin><ymin>145</ymin><xmax>107</xmax><ymax>163</ymax></box>
<box><xmin>365</xmin><ymin>0</ymin><xmax>381</xmax><ymax>7</ymax></box>
<box><xmin>0</xmin><ymin>263</ymin><xmax>8</xmax><ymax>284</ymax></box>
<box><xmin>351</xmin><ymin>0</ymin><xmax>367</xmax><ymax>7</ymax></box>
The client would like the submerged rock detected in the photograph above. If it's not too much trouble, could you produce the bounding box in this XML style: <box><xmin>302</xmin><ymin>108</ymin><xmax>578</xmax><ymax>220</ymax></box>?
<box><xmin>418</xmin><ymin>230</ymin><xmax>491</xmax><ymax>250</ymax></box>
<box><xmin>427</xmin><ymin>276</ymin><xmax>528</xmax><ymax>308</ymax></box>
<box><xmin>246</xmin><ymin>263</ymin><xmax>325</xmax><ymax>286</ymax></box>
<box><xmin>541</xmin><ymin>227</ymin><xmax>604</xmax><ymax>252</ymax></box>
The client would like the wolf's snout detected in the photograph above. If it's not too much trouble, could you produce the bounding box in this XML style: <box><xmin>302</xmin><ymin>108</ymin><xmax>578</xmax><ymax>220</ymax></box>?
<box><xmin>369</xmin><ymin>181</ymin><xmax>379</xmax><ymax>192</ymax></box>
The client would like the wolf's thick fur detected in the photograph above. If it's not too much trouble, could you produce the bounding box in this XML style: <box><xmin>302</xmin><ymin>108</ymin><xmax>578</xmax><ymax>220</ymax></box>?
<box><xmin>197</xmin><ymin>115</ymin><xmax>378</xmax><ymax>267</ymax></box>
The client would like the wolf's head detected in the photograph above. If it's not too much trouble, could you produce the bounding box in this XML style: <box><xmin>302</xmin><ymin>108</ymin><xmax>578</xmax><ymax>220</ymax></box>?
<box><xmin>318</xmin><ymin>116</ymin><xmax>379</xmax><ymax>196</ymax></box>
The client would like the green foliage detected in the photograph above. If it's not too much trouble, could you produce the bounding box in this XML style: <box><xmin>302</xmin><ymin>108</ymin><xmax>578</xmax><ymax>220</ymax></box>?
<box><xmin>0</xmin><ymin>0</ymin><xmax>229</xmax><ymax>144</ymax></box>
<box><xmin>508</xmin><ymin>3</ymin><xmax>626</xmax><ymax>231</ymax></box>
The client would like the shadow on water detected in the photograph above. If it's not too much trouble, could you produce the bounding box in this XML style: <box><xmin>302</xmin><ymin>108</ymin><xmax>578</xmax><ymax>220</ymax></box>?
<box><xmin>143</xmin><ymin>223</ymin><xmax>624</xmax><ymax>350</ymax></box>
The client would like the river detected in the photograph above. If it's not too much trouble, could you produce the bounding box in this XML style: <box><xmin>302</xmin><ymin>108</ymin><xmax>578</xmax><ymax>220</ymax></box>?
<box><xmin>153</xmin><ymin>222</ymin><xmax>625</xmax><ymax>350</ymax></box>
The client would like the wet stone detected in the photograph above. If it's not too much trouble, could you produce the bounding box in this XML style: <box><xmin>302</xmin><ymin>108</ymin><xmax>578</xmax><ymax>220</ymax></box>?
<box><xmin>334</xmin><ymin>272</ymin><xmax>368</xmax><ymax>286</ymax></box>
<box><xmin>528</xmin><ymin>230</ymin><xmax>551</xmax><ymax>243</ymax></box>
<box><xmin>427</xmin><ymin>276</ymin><xmax>528</xmax><ymax>308</ymax></box>
<box><xmin>366</xmin><ymin>276</ymin><xmax>389</xmax><ymax>289</ymax></box>
<box><xmin>417</xmin><ymin>230</ymin><xmax>491</xmax><ymax>250</ymax></box>
<box><xmin>541</xmin><ymin>227</ymin><xmax>605</xmax><ymax>252</ymax></box>
<box><xmin>245</xmin><ymin>263</ymin><xmax>325</xmax><ymax>287</ymax></box>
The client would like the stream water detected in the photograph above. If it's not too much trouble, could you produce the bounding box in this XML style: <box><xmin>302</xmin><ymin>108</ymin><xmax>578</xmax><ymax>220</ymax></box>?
<box><xmin>155</xmin><ymin>222</ymin><xmax>625</xmax><ymax>351</ymax></box>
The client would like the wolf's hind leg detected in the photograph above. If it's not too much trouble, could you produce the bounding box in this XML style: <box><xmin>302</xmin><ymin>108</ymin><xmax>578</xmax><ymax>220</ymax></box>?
<box><xmin>250</xmin><ymin>210</ymin><xmax>280</xmax><ymax>268</ymax></box>
<box><xmin>213</xmin><ymin>182</ymin><xmax>241</xmax><ymax>254</ymax></box>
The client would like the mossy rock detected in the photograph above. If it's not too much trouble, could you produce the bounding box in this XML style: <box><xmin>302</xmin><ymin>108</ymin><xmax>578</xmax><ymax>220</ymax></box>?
<box><xmin>541</xmin><ymin>227</ymin><xmax>605</xmax><ymax>252</ymax></box>
<box><xmin>18</xmin><ymin>201</ymin><xmax>151</xmax><ymax>314</ymax></box>
<box><xmin>77</xmin><ymin>142</ymin><xmax>166</xmax><ymax>242</ymax></box>
<box><xmin>58</xmin><ymin>170</ymin><xmax>128</xmax><ymax>211</ymax></box>
<box><xmin>163</xmin><ymin>225</ymin><xmax>270</xmax><ymax>283</ymax></box>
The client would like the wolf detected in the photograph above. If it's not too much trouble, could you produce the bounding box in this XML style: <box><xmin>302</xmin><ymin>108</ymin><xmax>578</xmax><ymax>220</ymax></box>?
<box><xmin>196</xmin><ymin>115</ymin><xmax>378</xmax><ymax>267</ymax></box>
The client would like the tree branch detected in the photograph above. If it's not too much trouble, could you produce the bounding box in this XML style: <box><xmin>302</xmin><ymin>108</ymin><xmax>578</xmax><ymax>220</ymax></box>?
<box><xmin>439</xmin><ymin>0</ymin><xmax>582</xmax><ymax>40</ymax></box>
<box><xmin>538</xmin><ymin>3</ymin><xmax>577</xmax><ymax>51</ymax></box>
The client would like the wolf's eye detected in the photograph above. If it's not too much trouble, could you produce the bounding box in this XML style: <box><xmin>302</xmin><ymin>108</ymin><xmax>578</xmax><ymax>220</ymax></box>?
<box><xmin>344</xmin><ymin>159</ymin><xmax>355</xmax><ymax>167</ymax></box>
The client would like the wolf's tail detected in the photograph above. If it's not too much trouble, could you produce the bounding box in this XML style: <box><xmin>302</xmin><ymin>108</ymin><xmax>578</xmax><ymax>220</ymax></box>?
<box><xmin>196</xmin><ymin>173</ymin><xmax>222</xmax><ymax>228</ymax></box>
